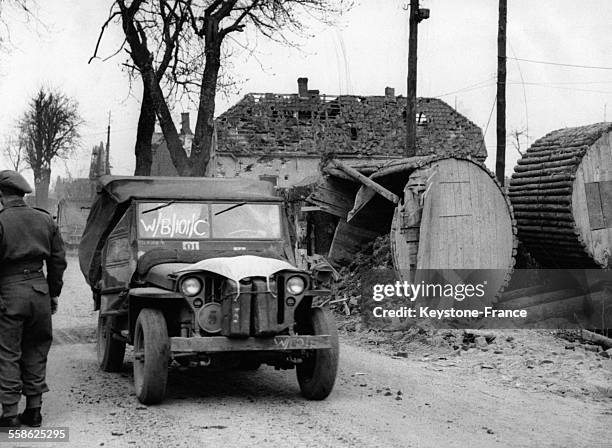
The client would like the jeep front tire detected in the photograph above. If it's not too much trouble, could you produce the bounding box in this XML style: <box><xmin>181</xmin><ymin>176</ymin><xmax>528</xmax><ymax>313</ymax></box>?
<box><xmin>133</xmin><ymin>308</ymin><xmax>170</xmax><ymax>404</ymax></box>
<box><xmin>296</xmin><ymin>308</ymin><xmax>339</xmax><ymax>400</ymax></box>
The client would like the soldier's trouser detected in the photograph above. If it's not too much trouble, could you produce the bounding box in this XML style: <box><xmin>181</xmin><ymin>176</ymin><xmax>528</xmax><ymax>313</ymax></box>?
<box><xmin>0</xmin><ymin>273</ymin><xmax>52</xmax><ymax>405</ymax></box>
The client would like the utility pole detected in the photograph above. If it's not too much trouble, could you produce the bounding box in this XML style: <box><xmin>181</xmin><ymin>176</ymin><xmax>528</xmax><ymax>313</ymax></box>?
<box><xmin>405</xmin><ymin>1</ymin><xmax>429</xmax><ymax>157</ymax></box>
<box><xmin>495</xmin><ymin>0</ymin><xmax>507</xmax><ymax>185</ymax></box>
<box><xmin>105</xmin><ymin>111</ymin><xmax>111</xmax><ymax>175</ymax></box>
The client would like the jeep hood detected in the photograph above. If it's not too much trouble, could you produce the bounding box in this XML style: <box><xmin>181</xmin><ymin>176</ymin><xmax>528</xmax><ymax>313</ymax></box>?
<box><xmin>176</xmin><ymin>255</ymin><xmax>300</xmax><ymax>283</ymax></box>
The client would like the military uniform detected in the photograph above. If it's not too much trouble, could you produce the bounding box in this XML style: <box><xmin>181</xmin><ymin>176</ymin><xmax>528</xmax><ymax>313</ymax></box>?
<box><xmin>0</xmin><ymin>171</ymin><xmax>66</xmax><ymax>428</ymax></box>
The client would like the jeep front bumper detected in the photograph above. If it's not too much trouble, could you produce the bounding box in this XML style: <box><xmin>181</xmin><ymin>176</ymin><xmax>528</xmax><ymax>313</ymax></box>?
<box><xmin>170</xmin><ymin>335</ymin><xmax>331</xmax><ymax>353</ymax></box>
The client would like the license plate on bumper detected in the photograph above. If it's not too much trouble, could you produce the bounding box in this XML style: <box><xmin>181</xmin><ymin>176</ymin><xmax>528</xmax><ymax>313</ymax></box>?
<box><xmin>170</xmin><ymin>335</ymin><xmax>332</xmax><ymax>353</ymax></box>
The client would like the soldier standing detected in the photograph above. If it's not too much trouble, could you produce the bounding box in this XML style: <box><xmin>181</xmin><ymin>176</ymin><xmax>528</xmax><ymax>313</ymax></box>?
<box><xmin>0</xmin><ymin>171</ymin><xmax>67</xmax><ymax>429</ymax></box>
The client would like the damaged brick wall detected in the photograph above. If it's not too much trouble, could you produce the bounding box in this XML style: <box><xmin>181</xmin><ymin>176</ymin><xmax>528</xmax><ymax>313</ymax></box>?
<box><xmin>212</xmin><ymin>153</ymin><xmax>320</xmax><ymax>187</ymax></box>
<box><xmin>212</xmin><ymin>153</ymin><xmax>394</xmax><ymax>188</ymax></box>
<box><xmin>215</xmin><ymin>92</ymin><xmax>486</xmax><ymax>160</ymax></box>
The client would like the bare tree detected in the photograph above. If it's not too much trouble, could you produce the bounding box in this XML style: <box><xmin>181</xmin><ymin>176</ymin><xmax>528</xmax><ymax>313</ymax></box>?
<box><xmin>2</xmin><ymin>135</ymin><xmax>26</xmax><ymax>171</ymax></box>
<box><xmin>510</xmin><ymin>127</ymin><xmax>529</xmax><ymax>157</ymax></box>
<box><xmin>91</xmin><ymin>1</ymin><xmax>194</xmax><ymax>175</ymax></box>
<box><xmin>18</xmin><ymin>86</ymin><xmax>82</xmax><ymax>210</ymax></box>
<box><xmin>93</xmin><ymin>0</ymin><xmax>349</xmax><ymax>176</ymax></box>
<box><xmin>0</xmin><ymin>1</ymin><xmax>36</xmax><ymax>53</ymax></box>
<box><xmin>92</xmin><ymin>1</ymin><xmax>218</xmax><ymax>175</ymax></box>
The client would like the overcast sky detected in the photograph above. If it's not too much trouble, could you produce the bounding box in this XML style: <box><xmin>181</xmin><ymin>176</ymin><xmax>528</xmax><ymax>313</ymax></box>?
<box><xmin>1</xmin><ymin>0</ymin><xmax>612</xmax><ymax>184</ymax></box>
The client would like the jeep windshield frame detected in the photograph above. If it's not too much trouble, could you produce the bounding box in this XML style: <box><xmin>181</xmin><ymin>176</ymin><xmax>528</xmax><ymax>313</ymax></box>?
<box><xmin>136</xmin><ymin>200</ymin><xmax>283</xmax><ymax>241</ymax></box>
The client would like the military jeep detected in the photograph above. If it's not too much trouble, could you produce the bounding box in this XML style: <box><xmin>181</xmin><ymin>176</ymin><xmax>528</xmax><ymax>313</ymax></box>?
<box><xmin>78</xmin><ymin>176</ymin><xmax>338</xmax><ymax>404</ymax></box>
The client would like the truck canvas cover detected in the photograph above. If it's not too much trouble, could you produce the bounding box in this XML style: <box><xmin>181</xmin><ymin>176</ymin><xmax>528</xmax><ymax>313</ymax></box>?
<box><xmin>78</xmin><ymin>175</ymin><xmax>279</xmax><ymax>287</ymax></box>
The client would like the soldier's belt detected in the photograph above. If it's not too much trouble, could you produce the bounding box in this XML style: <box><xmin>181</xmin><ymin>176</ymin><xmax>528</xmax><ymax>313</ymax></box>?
<box><xmin>0</xmin><ymin>263</ymin><xmax>44</xmax><ymax>280</ymax></box>
<box><xmin>0</xmin><ymin>271</ymin><xmax>45</xmax><ymax>285</ymax></box>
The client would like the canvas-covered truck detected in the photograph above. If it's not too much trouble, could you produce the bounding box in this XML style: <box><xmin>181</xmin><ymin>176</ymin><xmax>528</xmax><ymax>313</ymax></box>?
<box><xmin>78</xmin><ymin>176</ymin><xmax>339</xmax><ymax>404</ymax></box>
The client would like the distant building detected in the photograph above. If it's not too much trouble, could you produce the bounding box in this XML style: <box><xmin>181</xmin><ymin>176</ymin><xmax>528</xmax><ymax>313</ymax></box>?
<box><xmin>151</xmin><ymin>78</ymin><xmax>486</xmax><ymax>187</ymax></box>
<box><xmin>89</xmin><ymin>141</ymin><xmax>111</xmax><ymax>179</ymax></box>
<box><xmin>54</xmin><ymin>141</ymin><xmax>110</xmax><ymax>247</ymax></box>
<box><xmin>150</xmin><ymin>113</ymin><xmax>193</xmax><ymax>177</ymax></box>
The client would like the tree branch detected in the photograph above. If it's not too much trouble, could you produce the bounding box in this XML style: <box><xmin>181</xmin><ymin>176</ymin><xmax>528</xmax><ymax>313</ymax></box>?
<box><xmin>219</xmin><ymin>0</ymin><xmax>259</xmax><ymax>38</ymax></box>
<box><xmin>89</xmin><ymin>9</ymin><xmax>122</xmax><ymax>63</ymax></box>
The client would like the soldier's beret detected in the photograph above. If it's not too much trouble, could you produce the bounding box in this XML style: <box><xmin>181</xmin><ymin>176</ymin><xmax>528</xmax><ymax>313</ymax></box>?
<box><xmin>0</xmin><ymin>170</ymin><xmax>33</xmax><ymax>194</ymax></box>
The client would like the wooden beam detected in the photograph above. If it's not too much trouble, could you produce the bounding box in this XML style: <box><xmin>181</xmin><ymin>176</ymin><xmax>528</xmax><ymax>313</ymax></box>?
<box><xmin>581</xmin><ymin>329</ymin><xmax>612</xmax><ymax>349</ymax></box>
<box><xmin>300</xmin><ymin>206</ymin><xmax>323</xmax><ymax>212</ymax></box>
<box><xmin>500</xmin><ymin>288</ymin><xmax>582</xmax><ymax>309</ymax></box>
<box><xmin>330</xmin><ymin>159</ymin><xmax>400</xmax><ymax>204</ymax></box>
<box><xmin>323</xmin><ymin>167</ymin><xmax>354</xmax><ymax>181</ymax></box>
<box><xmin>306</xmin><ymin>176</ymin><xmax>356</xmax><ymax>219</ymax></box>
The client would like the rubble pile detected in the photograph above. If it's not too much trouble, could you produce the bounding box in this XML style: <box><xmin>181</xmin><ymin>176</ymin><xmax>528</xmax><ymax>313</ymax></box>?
<box><xmin>331</xmin><ymin>234</ymin><xmax>393</xmax><ymax>316</ymax></box>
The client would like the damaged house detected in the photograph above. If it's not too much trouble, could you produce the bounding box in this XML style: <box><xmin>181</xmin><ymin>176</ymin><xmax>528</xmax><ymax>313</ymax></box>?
<box><xmin>151</xmin><ymin>78</ymin><xmax>486</xmax><ymax>186</ymax></box>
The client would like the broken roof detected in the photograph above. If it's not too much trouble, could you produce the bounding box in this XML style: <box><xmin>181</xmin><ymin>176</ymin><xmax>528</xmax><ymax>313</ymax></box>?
<box><xmin>215</xmin><ymin>93</ymin><xmax>486</xmax><ymax>161</ymax></box>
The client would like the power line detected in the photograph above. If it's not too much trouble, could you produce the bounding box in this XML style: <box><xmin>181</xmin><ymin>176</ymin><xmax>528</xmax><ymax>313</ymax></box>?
<box><xmin>507</xmin><ymin>81</ymin><xmax>612</xmax><ymax>95</ymax></box>
<box><xmin>482</xmin><ymin>94</ymin><xmax>497</xmax><ymax>140</ymax></box>
<box><xmin>478</xmin><ymin>94</ymin><xmax>497</xmax><ymax>159</ymax></box>
<box><xmin>432</xmin><ymin>76</ymin><xmax>496</xmax><ymax>98</ymax></box>
<box><xmin>80</xmin><ymin>126</ymin><xmax>137</xmax><ymax>138</ymax></box>
<box><xmin>507</xmin><ymin>57</ymin><xmax>612</xmax><ymax>70</ymax></box>
<box><xmin>520</xmin><ymin>80</ymin><xmax>612</xmax><ymax>85</ymax></box>
<box><xmin>509</xmin><ymin>42</ymin><xmax>529</xmax><ymax>148</ymax></box>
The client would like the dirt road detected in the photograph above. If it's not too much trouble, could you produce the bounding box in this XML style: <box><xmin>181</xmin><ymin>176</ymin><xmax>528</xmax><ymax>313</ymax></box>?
<box><xmin>24</xmin><ymin>257</ymin><xmax>612</xmax><ymax>447</ymax></box>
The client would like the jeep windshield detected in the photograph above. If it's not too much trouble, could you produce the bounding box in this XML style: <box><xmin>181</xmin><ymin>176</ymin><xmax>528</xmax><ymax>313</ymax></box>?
<box><xmin>137</xmin><ymin>202</ymin><xmax>281</xmax><ymax>240</ymax></box>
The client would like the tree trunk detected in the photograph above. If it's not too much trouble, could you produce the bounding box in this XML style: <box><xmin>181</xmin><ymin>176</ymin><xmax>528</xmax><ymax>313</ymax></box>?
<box><xmin>34</xmin><ymin>167</ymin><xmax>51</xmax><ymax>211</ymax></box>
<box><xmin>134</xmin><ymin>82</ymin><xmax>156</xmax><ymax>176</ymax></box>
<box><xmin>141</xmin><ymin>63</ymin><xmax>191</xmax><ymax>175</ymax></box>
<box><xmin>192</xmin><ymin>41</ymin><xmax>222</xmax><ymax>177</ymax></box>
<box><xmin>120</xmin><ymin>6</ymin><xmax>190</xmax><ymax>177</ymax></box>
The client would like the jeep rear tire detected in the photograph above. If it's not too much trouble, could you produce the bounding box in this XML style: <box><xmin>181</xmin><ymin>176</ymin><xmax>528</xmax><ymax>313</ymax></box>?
<box><xmin>97</xmin><ymin>312</ymin><xmax>126</xmax><ymax>372</ymax></box>
<box><xmin>133</xmin><ymin>308</ymin><xmax>170</xmax><ymax>405</ymax></box>
<box><xmin>296</xmin><ymin>308</ymin><xmax>339</xmax><ymax>400</ymax></box>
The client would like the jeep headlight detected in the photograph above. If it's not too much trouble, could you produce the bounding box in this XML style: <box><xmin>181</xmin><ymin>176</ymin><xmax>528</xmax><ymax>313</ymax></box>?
<box><xmin>286</xmin><ymin>276</ymin><xmax>306</xmax><ymax>295</ymax></box>
<box><xmin>180</xmin><ymin>277</ymin><xmax>202</xmax><ymax>296</ymax></box>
